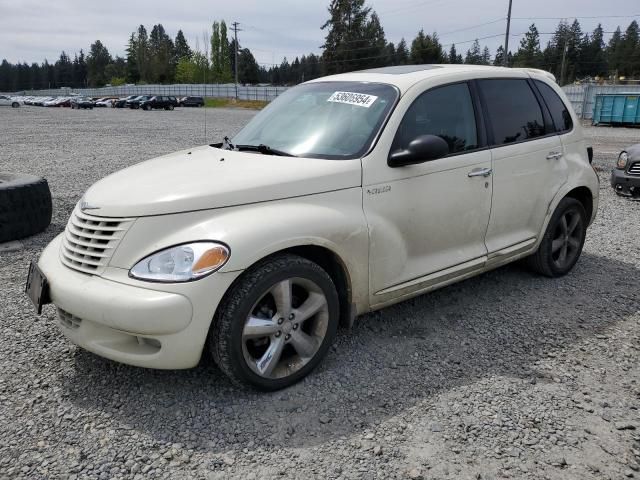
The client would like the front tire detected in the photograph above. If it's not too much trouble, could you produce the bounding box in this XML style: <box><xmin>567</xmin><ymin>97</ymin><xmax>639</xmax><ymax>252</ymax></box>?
<box><xmin>526</xmin><ymin>197</ymin><xmax>587</xmax><ymax>277</ymax></box>
<box><xmin>210</xmin><ymin>254</ymin><xmax>339</xmax><ymax>391</ymax></box>
<box><xmin>11</xmin><ymin>102</ymin><xmax>19</xmax><ymax>108</ymax></box>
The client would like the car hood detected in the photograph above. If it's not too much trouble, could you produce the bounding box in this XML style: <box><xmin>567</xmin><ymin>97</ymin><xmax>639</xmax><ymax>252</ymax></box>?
<box><xmin>81</xmin><ymin>146</ymin><xmax>362</xmax><ymax>217</ymax></box>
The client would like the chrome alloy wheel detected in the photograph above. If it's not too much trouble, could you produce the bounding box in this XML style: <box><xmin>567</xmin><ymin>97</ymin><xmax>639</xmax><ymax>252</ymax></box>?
<box><xmin>241</xmin><ymin>277</ymin><xmax>329</xmax><ymax>379</ymax></box>
<box><xmin>551</xmin><ymin>209</ymin><xmax>584</xmax><ymax>270</ymax></box>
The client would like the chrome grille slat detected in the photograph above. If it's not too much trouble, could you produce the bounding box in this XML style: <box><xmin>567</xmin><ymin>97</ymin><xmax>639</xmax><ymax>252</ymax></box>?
<box><xmin>628</xmin><ymin>162</ymin><xmax>640</xmax><ymax>176</ymax></box>
<box><xmin>60</xmin><ymin>207</ymin><xmax>133</xmax><ymax>275</ymax></box>
<box><xmin>67</xmin><ymin>223</ymin><xmax>122</xmax><ymax>241</ymax></box>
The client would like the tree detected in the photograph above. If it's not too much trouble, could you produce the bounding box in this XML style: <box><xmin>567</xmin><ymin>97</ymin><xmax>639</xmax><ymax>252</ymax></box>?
<box><xmin>481</xmin><ymin>46</ymin><xmax>491</xmax><ymax>65</ymax></box>
<box><xmin>619</xmin><ymin>20</ymin><xmax>640</xmax><ymax>77</ymax></box>
<box><xmin>321</xmin><ymin>0</ymin><xmax>386</xmax><ymax>74</ymax></box>
<box><xmin>174</xmin><ymin>30</ymin><xmax>192</xmax><ymax>60</ymax></box>
<box><xmin>493</xmin><ymin>45</ymin><xmax>505</xmax><ymax>66</ymax></box>
<box><xmin>410</xmin><ymin>30</ymin><xmax>445</xmax><ymax>64</ymax></box>
<box><xmin>395</xmin><ymin>38</ymin><xmax>409</xmax><ymax>65</ymax></box>
<box><xmin>449</xmin><ymin>44</ymin><xmax>462</xmax><ymax>64</ymax></box>
<box><xmin>513</xmin><ymin>24</ymin><xmax>542</xmax><ymax>68</ymax></box>
<box><xmin>86</xmin><ymin>40</ymin><xmax>112</xmax><ymax>86</ymax></box>
<box><xmin>149</xmin><ymin>24</ymin><xmax>175</xmax><ymax>83</ymax></box>
<box><xmin>465</xmin><ymin>39</ymin><xmax>482</xmax><ymax>64</ymax></box>
<box><xmin>125</xmin><ymin>33</ymin><xmax>140</xmax><ymax>83</ymax></box>
<box><xmin>54</xmin><ymin>52</ymin><xmax>73</xmax><ymax>87</ymax></box>
<box><xmin>135</xmin><ymin>25</ymin><xmax>150</xmax><ymax>82</ymax></box>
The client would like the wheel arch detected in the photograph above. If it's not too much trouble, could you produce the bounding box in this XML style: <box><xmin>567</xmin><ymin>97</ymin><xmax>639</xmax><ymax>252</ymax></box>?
<box><xmin>565</xmin><ymin>186</ymin><xmax>593</xmax><ymax>223</ymax></box>
<box><xmin>222</xmin><ymin>243</ymin><xmax>357</xmax><ymax>330</ymax></box>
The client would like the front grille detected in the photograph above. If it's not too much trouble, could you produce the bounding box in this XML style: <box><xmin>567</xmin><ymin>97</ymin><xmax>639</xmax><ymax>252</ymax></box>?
<box><xmin>628</xmin><ymin>162</ymin><xmax>640</xmax><ymax>176</ymax></box>
<box><xmin>58</xmin><ymin>308</ymin><xmax>82</xmax><ymax>329</ymax></box>
<box><xmin>60</xmin><ymin>207</ymin><xmax>133</xmax><ymax>275</ymax></box>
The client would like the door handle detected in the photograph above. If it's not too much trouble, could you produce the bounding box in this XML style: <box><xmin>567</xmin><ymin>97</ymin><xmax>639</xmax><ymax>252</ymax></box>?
<box><xmin>546</xmin><ymin>151</ymin><xmax>563</xmax><ymax>160</ymax></box>
<box><xmin>468</xmin><ymin>167</ymin><xmax>492</xmax><ymax>178</ymax></box>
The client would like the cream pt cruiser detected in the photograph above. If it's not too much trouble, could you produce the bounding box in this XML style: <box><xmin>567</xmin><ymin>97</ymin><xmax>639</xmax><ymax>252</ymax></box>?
<box><xmin>27</xmin><ymin>65</ymin><xmax>599</xmax><ymax>390</ymax></box>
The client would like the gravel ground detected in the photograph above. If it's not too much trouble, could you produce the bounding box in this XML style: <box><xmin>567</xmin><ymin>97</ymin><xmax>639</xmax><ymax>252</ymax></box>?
<box><xmin>0</xmin><ymin>107</ymin><xmax>639</xmax><ymax>480</ymax></box>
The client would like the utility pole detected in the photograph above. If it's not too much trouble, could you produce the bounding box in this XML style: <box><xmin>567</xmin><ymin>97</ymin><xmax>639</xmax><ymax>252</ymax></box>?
<box><xmin>503</xmin><ymin>0</ymin><xmax>513</xmax><ymax>67</ymax></box>
<box><xmin>560</xmin><ymin>35</ymin><xmax>569</xmax><ymax>86</ymax></box>
<box><xmin>231</xmin><ymin>21</ymin><xmax>242</xmax><ymax>100</ymax></box>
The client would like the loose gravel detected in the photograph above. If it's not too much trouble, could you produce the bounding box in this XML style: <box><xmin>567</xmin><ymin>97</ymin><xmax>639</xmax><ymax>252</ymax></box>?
<box><xmin>0</xmin><ymin>107</ymin><xmax>639</xmax><ymax>480</ymax></box>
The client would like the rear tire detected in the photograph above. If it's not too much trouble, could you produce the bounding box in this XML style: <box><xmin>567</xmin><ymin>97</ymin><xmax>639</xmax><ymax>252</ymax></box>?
<box><xmin>526</xmin><ymin>197</ymin><xmax>587</xmax><ymax>277</ymax></box>
<box><xmin>0</xmin><ymin>173</ymin><xmax>52</xmax><ymax>243</ymax></box>
<box><xmin>209</xmin><ymin>254</ymin><xmax>339</xmax><ymax>391</ymax></box>
<box><xmin>11</xmin><ymin>102</ymin><xmax>19</xmax><ymax>108</ymax></box>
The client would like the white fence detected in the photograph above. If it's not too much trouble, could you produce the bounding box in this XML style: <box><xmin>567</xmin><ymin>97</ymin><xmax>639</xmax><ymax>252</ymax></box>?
<box><xmin>6</xmin><ymin>84</ymin><xmax>290</xmax><ymax>102</ymax></box>
<box><xmin>562</xmin><ymin>84</ymin><xmax>640</xmax><ymax>120</ymax></box>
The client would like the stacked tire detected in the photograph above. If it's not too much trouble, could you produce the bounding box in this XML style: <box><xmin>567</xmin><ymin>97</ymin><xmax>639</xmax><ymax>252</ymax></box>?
<box><xmin>0</xmin><ymin>173</ymin><xmax>52</xmax><ymax>243</ymax></box>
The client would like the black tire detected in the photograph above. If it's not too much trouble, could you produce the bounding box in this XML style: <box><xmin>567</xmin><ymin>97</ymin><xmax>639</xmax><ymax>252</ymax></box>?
<box><xmin>0</xmin><ymin>173</ymin><xmax>52</xmax><ymax>243</ymax></box>
<box><xmin>209</xmin><ymin>254</ymin><xmax>340</xmax><ymax>391</ymax></box>
<box><xmin>11</xmin><ymin>102</ymin><xmax>20</xmax><ymax>108</ymax></box>
<box><xmin>168</xmin><ymin>104</ymin><xmax>174</xmax><ymax>111</ymax></box>
<box><xmin>526</xmin><ymin>197</ymin><xmax>587</xmax><ymax>277</ymax></box>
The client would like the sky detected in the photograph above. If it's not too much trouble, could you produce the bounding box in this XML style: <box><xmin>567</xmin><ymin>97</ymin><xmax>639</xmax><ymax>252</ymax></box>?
<box><xmin>0</xmin><ymin>0</ymin><xmax>638</xmax><ymax>67</ymax></box>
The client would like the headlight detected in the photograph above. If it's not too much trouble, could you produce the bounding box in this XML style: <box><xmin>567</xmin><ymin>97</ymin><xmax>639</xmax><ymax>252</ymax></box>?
<box><xmin>617</xmin><ymin>151</ymin><xmax>628</xmax><ymax>169</ymax></box>
<box><xmin>130</xmin><ymin>242</ymin><xmax>230</xmax><ymax>282</ymax></box>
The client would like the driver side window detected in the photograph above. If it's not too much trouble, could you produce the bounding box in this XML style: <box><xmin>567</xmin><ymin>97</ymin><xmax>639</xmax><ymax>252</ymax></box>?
<box><xmin>391</xmin><ymin>82</ymin><xmax>479</xmax><ymax>156</ymax></box>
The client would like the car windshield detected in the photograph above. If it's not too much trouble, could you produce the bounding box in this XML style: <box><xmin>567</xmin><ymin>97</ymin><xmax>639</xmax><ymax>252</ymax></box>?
<box><xmin>231</xmin><ymin>81</ymin><xmax>398</xmax><ymax>159</ymax></box>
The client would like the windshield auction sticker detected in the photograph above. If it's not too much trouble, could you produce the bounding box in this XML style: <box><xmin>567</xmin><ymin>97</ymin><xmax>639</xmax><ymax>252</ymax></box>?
<box><xmin>327</xmin><ymin>91</ymin><xmax>378</xmax><ymax>108</ymax></box>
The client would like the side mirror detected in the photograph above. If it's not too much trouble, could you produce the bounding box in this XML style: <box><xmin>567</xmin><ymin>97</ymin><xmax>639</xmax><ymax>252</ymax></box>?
<box><xmin>388</xmin><ymin>134</ymin><xmax>449</xmax><ymax>167</ymax></box>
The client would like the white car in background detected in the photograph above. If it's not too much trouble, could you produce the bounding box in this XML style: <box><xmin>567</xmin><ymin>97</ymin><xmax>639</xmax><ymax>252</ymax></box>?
<box><xmin>95</xmin><ymin>98</ymin><xmax>115</xmax><ymax>107</ymax></box>
<box><xmin>0</xmin><ymin>95</ymin><xmax>21</xmax><ymax>108</ymax></box>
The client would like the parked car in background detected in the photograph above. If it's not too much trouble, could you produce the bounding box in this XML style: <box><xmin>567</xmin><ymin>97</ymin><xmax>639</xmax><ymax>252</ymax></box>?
<box><xmin>179</xmin><ymin>96</ymin><xmax>205</xmax><ymax>107</ymax></box>
<box><xmin>71</xmin><ymin>97</ymin><xmax>95</xmax><ymax>109</ymax></box>
<box><xmin>95</xmin><ymin>98</ymin><xmax>116</xmax><ymax>107</ymax></box>
<box><xmin>32</xmin><ymin>97</ymin><xmax>54</xmax><ymax>107</ymax></box>
<box><xmin>43</xmin><ymin>97</ymin><xmax>71</xmax><ymax>107</ymax></box>
<box><xmin>126</xmin><ymin>95</ymin><xmax>151</xmax><ymax>109</ymax></box>
<box><xmin>140</xmin><ymin>95</ymin><xmax>176</xmax><ymax>110</ymax></box>
<box><xmin>113</xmin><ymin>96</ymin><xmax>137</xmax><ymax>108</ymax></box>
<box><xmin>29</xmin><ymin>65</ymin><xmax>599</xmax><ymax>391</ymax></box>
<box><xmin>611</xmin><ymin>144</ymin><xmax>640</xmax><ymax>198</ymax></box>
<box><xmin>0</xmin><ymin>95</ymin><xmax>21</xmax><ymax>108</ymax></box>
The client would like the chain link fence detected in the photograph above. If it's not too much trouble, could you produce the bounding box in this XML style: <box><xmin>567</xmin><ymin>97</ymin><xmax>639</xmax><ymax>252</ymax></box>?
<box><xmin>5</xmin><ymin>84</ymin><xmax>289</xmax><ymax>102</ymax></box>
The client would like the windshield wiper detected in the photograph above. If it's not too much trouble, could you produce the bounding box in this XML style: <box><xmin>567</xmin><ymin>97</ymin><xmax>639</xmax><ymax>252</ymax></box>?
<box><xmin>223</xmin><ymin>136</ymin><xmax>235</xmax><ymax>150</ymax></box>
<box><xmin>235</xmin><ymin>144</ymin><xmax>297</xmax><ymax>157</ymax></box>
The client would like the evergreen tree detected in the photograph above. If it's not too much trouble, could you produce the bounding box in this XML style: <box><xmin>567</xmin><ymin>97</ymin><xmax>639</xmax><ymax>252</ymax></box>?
<box><xmin>174</xmin><ymin>30</ymin><xmax>192</xmax><ymax>60</ymax></box>
<box><xmin>321</xmin><ymin>0</ymin><xmax>385</xmax><ymax>74</ymax></box>
<box><xmin>481</xmin><ymin>46</ymin><xmax>491</xmax><ymax>65</ymax></box>
<box><xmin>395</xmin><ymin>38</ymin><xmax>409</xmax><ymax>65</ymax></box>
<box><xmin>149</xmin><ymin>24</ymin><xmax>175</xmax><ymax>83</ymax></box>
<box><xmin>465</xmin><ymin>39</ymin><xmax>482</xmax><ymax>64</ymax></box>
<box><xmin>620</xmin><ymin>20</ymin><xmax>639</xmax><ymax>77</ymax></box>
<box><xmin>125</xmin><ymin>33</ymin><xmax>140</xmax><ymax>83</ymax></box>
<box><xmin>449</xmin><ymin>44</ymin><xmax>462</xmax><ymax>64</ymax></box>
<box><xmin>410</xmin><ymin>30</ymin><xmax>445</xmax><ymax>64</ymax></box>
<box><xmin>86</xmin><ymin>40</ymin><xmax>112</xmax><ymax>86</ymax></box>
<box><xmin>135</xmin><ymin>25</ymin><xmax>150</xmax><ymax>82</ymax></box>
<box><xmin>494</xmin><ymin>45</ymin><xmax>505</xmax><ymax>66</ymax></box>
<box><xmin>513</xmin><ymin>24</ymin><xmax>542</xmax><ymax>68</ymax></box>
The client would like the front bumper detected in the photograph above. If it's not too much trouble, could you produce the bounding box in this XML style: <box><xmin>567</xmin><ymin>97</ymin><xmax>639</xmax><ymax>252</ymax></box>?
<box><xmin>611</xmin><ymin>168</ymin><xmax>640</xmax><ymax>196</ymax></box>
<box><xmin>38</xmin><ymin>235</ymin><xmax>241</xmax><ymax>369</ymax></box>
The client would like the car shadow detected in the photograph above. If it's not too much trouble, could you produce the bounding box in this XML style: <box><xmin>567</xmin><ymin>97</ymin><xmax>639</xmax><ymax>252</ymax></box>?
<box><xmin>59</xmin><ymin>251</ymin><xmax>639</xmax><ymax>453</ymax></box>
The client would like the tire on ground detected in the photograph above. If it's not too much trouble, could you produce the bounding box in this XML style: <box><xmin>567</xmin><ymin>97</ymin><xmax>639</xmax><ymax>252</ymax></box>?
<box><xmin>0</xmin><ymin>173</ymin><xmax>52</xmax><ymax>243</ymax></box>
<box><xmin>209</xmin><ymin>253</ymin><xmax>340</xmax><ymax>391</ymax></box>
<box><xmin>526</xmin><ymin>197</ymin><xmax>587</xmax><ymax>278</ymax></box>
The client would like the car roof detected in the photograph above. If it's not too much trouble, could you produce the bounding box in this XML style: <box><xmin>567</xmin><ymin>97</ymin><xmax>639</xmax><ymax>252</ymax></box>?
<box><xmin>307</xmin><ymin>64</ymin><xmax>557</xmax><ymax>94</ymax></box>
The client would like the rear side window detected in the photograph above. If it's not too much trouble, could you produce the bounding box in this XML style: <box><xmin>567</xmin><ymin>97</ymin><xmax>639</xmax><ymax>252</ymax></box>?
<box><xmin>479</xmin><ymin>79</ymin><xmax>546</xmax><ymax>146</ymax></box>
<box><xmin>535</xmin><ymin>80</ymin><xmax>573</xmax><ymax>133</ymax></box>
<box><xmin>392</xmin><ymin>82</ymin><xmax>479</xmax><ymax>155</ymax></box>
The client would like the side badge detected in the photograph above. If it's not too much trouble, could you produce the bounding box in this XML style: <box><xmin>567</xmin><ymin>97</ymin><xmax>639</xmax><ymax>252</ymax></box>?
<box><xmin>367</xmin><ymin>185</ymin><xmax>391</xmax><ymax>196</ymax></box>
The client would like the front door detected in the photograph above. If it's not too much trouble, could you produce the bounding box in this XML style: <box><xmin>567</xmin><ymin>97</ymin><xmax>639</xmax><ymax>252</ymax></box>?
<box><xmin>363</xmin><ymin>82</ymin><xmax>493</xmax><ymax>304</ymax></box>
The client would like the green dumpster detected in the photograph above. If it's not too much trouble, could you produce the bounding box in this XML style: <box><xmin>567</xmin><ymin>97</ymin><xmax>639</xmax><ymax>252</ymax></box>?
<box><xmin>593</xmin><ymin>93</ymin><xmax>640</xmax><ymax>125</ymax></box>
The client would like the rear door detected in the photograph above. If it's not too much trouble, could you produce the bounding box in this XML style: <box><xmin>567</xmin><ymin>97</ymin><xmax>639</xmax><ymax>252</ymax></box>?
<box><xmin>479</xmin><ymin>78</ymin><xmax>568</xmax><ymax>255</ymax></box>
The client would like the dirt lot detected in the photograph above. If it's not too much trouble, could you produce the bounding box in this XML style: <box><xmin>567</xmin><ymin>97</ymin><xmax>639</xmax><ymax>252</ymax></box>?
<box><xmin>0</xmin><ymin>107</ymin><xmax>639</xmax><ymax>480</ymax></box>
